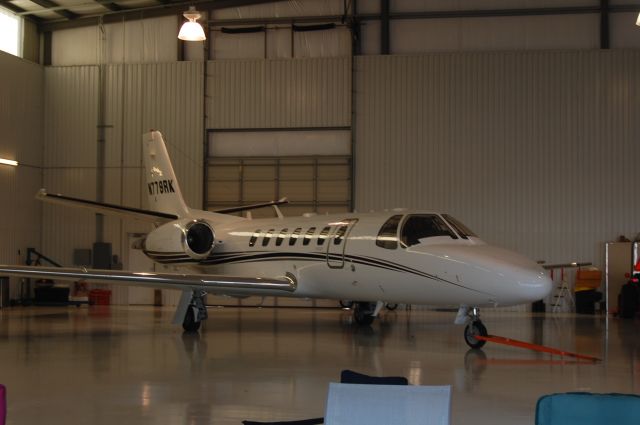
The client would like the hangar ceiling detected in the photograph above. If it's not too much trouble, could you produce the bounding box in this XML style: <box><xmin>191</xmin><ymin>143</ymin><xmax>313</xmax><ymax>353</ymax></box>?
<box><xmin>0</xmin><ymin>0</ymin><xmax>278</xmax><ymax>29</ymax></box>
<box><xmin>4</xmin><ymin>0</ymin><xmax>640</xmax><ymax>38</ymax></box>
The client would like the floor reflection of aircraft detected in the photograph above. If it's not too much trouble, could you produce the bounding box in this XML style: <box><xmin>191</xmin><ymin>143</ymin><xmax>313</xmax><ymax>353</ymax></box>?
<box><xmin>0</xmin><ymin>131</ymin><xmax>552</xmax><ymax>348</ymax></box>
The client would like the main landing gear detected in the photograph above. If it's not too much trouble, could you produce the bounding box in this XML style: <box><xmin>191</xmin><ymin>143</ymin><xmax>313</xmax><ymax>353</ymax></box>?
<box><xmin>353</xmin><ymin>301</ymin><xmax>385</xmax><ymax>325</ymax></box>
<box><xmin>459</xmin><ymin>306</ymin><xmax>488</xmax><ymax>349</ymax></box>
<box><xmin>182</xmin><ymin>291</ymin><xmax>208</xmax><ymax>333</ymax></box>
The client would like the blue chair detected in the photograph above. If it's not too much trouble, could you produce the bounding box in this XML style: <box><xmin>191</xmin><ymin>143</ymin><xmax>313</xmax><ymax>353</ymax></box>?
<box><xmin>536</xmin><ymin>392</ymin><xmax>640</xmax><ymax>425</ymax></box>
<box><xmin>242</xmin><ymin>419</ymin><xmax>323</xmax><ymax>425</ymax></box>
<box><xmin>241</xmin><ymin>370</ymin><xmax>408</xmax><ymax>424</ymax></box>
<box><xmin>340</xmin><ymin>369</ymin><xmax>408</xmax><ymax>386</ymax></box>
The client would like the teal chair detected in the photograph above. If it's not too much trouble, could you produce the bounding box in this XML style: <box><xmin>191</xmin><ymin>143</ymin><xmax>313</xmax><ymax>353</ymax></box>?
<box><xmin>536</xmin><ymin>392</ymin><xmax>640</xmax><ymax>425</ymax></box>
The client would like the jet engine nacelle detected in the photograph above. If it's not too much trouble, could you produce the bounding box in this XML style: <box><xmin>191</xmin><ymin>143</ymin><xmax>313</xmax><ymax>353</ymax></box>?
<box><xmin>145</xmin><ymin>218</ymin><xmax>216</xmax><ymax>260</ymax></box>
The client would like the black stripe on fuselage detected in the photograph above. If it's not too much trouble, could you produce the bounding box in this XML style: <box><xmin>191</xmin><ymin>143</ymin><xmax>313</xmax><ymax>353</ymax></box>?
<box><xmin>143</xmin><ymin>250</ymin><xmax>486</xmax><ymax>294</ymax></box>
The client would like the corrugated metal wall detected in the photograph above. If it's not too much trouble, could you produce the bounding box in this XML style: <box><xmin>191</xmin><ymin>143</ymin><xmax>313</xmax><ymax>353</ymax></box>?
<box><xmin>43</xmin><ymin>62</ymin><xmax>203</xmax><ymax>304</ymax></box>
<box><xmin>355</xmin><ymin>50</ymin><xmax>640</xmax><ymax>269</ymax></box>
<box><xmin>0</xmin><ymin>52</ymin><xmax>43</xmax><ymax>299</ymax></box>
<box><xmin>207</xmin><ymin>57</ymin><xmax>351</xmax><ymax>129</ymax></box>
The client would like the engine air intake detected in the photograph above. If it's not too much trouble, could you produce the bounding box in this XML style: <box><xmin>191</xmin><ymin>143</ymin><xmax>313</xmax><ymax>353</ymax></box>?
<box><xmin>185</xmin><ymin>221</ymin><xmax>215</xmax><ymax>258</ymax></box>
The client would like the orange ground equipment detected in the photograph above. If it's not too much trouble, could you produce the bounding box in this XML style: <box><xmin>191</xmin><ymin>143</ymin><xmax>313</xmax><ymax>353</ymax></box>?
<box><xmin>473</xmin><ymin>334</ymin><xmax>600</xmax><ymax>362</ymax></box>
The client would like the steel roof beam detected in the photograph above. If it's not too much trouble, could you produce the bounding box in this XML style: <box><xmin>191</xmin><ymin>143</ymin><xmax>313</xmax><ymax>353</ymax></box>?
<box><xmin>29</xmin><ymin>0</ymin><xmax>78</xmax><ymax>20</ymax></box>
<box><xmin>38</xmin><ymin>2</ymin><xmax>640</xmax><ymax>32</ymax></box>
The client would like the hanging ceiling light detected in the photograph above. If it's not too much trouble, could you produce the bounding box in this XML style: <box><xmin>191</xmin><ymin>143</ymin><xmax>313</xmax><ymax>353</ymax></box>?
<box><xmin>636</xmin><ymin>12</ymin><xmax>640</xmax><ymax>26</ymax></box>
<box><xmin>178</xmin><ymin>6</ymin><xmax>206</xmax><ymax>41</ymax></box>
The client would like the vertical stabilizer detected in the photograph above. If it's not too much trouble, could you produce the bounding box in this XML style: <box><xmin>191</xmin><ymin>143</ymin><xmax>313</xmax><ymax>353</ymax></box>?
<box><xmin>143</xmin><ymin>131</ymin><xmax>190</xmax><ymax>218</ymax></box>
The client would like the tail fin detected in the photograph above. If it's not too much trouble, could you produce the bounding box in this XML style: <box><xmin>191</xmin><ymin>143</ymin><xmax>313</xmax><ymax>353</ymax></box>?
<box><xmin>143</xmin><ymin>131</ymin><xmax>190</xmax><ymax>218</ymax></box>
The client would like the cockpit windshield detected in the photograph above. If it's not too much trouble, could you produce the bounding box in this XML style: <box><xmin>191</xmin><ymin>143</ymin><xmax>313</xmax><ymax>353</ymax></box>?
<box><xmin>400</xmin><ymin>214</ymin><xmax>458</xmax><ymax>247</ymax></box>
<box><xmin>442</xmin><ymin>214</ymin><xmax>477</xmax><ymax>239</ymax></box>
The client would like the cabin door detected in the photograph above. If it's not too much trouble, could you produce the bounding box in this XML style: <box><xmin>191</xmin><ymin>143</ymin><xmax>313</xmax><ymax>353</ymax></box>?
<box><xmin>326</xmin><ymin>219</ymin><xmax>358</xmax><ymax>269</ymax></box>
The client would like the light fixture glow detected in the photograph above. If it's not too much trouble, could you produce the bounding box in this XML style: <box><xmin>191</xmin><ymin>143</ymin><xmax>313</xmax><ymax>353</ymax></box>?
<box><xmin>178</xmin><ymin>6</ymin><xmax>206</xmax><ymax>41</ymax></box>
<box><xmin>637</xmin><ymin>12</ymin><xmax>640</xmax><ymax>26</ymax></box>
<box><xmin>0</xmin><ymin>158</ymin><xmax>18</xmax><ymax>167</ymax></box>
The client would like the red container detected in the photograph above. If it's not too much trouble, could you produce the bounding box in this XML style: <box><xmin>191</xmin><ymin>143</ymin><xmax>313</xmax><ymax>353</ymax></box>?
<box><xmin>89</xmin><ymin>289</ymin><xmax>111</xmax><ymax>305</ymax></box>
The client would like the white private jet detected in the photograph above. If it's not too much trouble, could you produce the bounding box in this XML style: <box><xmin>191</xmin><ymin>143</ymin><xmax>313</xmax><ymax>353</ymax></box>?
<box><xmin>0</xmin><ymin>131</ymin><xmax>552</xmax><ymax>348</ymax></box>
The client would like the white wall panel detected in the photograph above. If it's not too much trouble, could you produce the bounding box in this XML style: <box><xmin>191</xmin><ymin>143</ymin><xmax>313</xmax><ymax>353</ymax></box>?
<box><xmin>212</xmin><ymin>30</ymin><xmax>266</xmax><ymax>59</ymax></box>
<box><xmin>390</xmin><ymin>15</ymin><xmax>599</xmax><ymax>54</ymax></box>
<box><xmin>51</xmin><ymin>16</ymin><xmax>177</xmax><ymax>66</ymax></box>
<box><xmin>51</xmin><ymin>26</ymin><xmax>99</xmax><ymax>66</ymax></box>
<box><xmin>0</xmin><ymin>52</ymin><xmax>43</xmax><ymax>299</ymax></box>
<box><xmin>267</xmin><ymin>27</ymin><xmax>294</xmax><ymax>59</ymax></box>
<box><xmin>294</xmin><ymin>26</ymin><xmax>351</xmax><ymax>57</ymax></box>
<box><xmin>212</xmin><ymin>0</ymin><xmax>346</xmax><ymax>20</ymax></box>
<box><xmin>207</xmin><ymin>57</ymin><xmax>351</xmax><ymax>129</ymax></box>
<box><xmin>43</xmin><ymin>66</ymin><xmax>98</xmax><ymax>167</ymax></box>
<box><xmin>355</xmin><ymin>51</ymin><xmax>640</xmax><ymax>271</ymax></box>
<box><xmin>105</xmin><ymin>16</ymin><xmax>178</xmax><ymax>64</ymax></box>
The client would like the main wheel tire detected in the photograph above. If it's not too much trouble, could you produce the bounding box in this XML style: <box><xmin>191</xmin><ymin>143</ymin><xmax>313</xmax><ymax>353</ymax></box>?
<box><xmin>464</xmin><ymin>320</ymin><xmax>488</xmax><ymax>349</ymax></box>
<box><xmin>353</xmin><ymin>302</ymin><xmax>375</xmax><ymax>326</ymax></box>
<box><xmin>182</xmin><ymin>307</ymin><xmax>201</xmax><ymax>333</ymax></box>
<box><xmin>340</xmin><ymin>300</ymin><xmax>354</xmax><ymax>308</ymax></box>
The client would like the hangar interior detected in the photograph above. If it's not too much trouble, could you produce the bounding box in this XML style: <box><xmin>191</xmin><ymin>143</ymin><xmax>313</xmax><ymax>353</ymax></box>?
<box><xmin>1</xmin><ymin>1</ymin><xmax>640</xmax><ymax>424</ymax></box>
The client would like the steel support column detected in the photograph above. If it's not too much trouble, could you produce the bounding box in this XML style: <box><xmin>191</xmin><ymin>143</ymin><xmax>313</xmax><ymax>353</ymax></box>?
<box><xmin>600</xmin><ymin>0</ymin><xmax>609</xmax><ymax>49</ymax></box>
<box><xmin>380</xmin><ymin>0</ymin><xmax>390</xmax><ymax>55</ymax></box>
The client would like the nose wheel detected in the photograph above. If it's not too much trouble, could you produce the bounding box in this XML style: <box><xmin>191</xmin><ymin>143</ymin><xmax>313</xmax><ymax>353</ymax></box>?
<box><xmin>464</xmin><ymin>320</ymin><xmax>488</xmax><ymax>349</ymax></box>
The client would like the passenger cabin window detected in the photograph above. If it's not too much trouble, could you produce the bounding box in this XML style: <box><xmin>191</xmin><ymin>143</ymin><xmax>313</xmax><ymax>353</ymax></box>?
<box><xmin>303</xmin><ymin>227</ymin><xmax>316</xmax><ymax>246</ymax></box>
<box><xmin>334</xmin><ymin>225</ymin><xmax>348</xmax><ymax>245</ymax></box>
<box><xmin>376</xmin><ymin>215</ymin><xmax>402</xmax><ymax>249</ymax></box>
<box><xmin>249</xmin><ymin>230</ymin><xmax>260</xmax><ymax>247</ymax></box>
<box><xmin>442</xmin><ymin>214</ymin><xmax>477</xmax><ymax>239</ymax></box>
<box><xmin>400</xmin><ymin>214</ymin><xmax>457</xmax><ymax>247</ymax></box>
<box><xmin>318</xmin><ymin>226</ymin><xmax>331</xmax><ymax>246</ymax></box>
<box><xmin>276</xmin><ymin>229</ymin><xmax>288</xmax><ymax>246</ymax></box>
<box><xmin>289</xmin><ymin>228</ymin><xmax>302</xmax><ymax>246</ymax></box>
<box><xmin>262</xmin><ymin>229</ymin><xmax>275</xmax><ymax>246</ymax></box>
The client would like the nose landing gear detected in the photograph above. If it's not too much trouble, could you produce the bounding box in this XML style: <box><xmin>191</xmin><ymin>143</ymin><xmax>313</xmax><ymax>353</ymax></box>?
<box><xmin>464</xmin><ymin>320</ymin><xmax>488</xmax><ymax>349</ymax></box>
<box><xmin>459</xmin><ymin>306</ymin><xmax>488</xmax><ymax>349</ymax></box>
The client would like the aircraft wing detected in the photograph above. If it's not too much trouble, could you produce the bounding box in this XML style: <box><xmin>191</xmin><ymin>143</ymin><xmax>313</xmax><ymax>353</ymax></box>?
<box><xmin>0</xmin><ymin>265</ymin><xmax>297</xmax><ymax>293</ymax></box>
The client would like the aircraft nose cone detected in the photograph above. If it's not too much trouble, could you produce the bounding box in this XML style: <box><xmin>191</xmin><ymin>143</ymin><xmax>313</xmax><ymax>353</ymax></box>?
<box><xmin>418</xmin><ymin>244</ymin><xmax>553</xmax><ymax>305</ymax></box>
<box><xmin>514</xmin><ymin>262</ymin><xmax>553</xmax><ymax>301</ymax></box>
<box><xmin>481</xmin><ymin>247</ymin><xmax>553</xmax><ymax>303</ymax></box>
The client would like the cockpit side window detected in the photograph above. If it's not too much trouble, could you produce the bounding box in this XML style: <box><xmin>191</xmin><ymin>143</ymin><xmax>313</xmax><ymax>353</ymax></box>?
<box><xmin>442</xmin><ymin>214</ymin><xmax>477</xmax><ymax>239</ymax></box>
<box><xmin>376</xmin><ymin>215</ymin><xmax>402</xmax><ymax>249</ymax></box>
<box><xmin>400</xmin><ymin>214</ymin><xmax>458</xmax><ymax>247</ymax></box>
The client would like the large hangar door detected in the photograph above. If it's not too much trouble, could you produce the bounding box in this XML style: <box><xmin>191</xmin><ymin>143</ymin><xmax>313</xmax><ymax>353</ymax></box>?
<box><xmin>207</xmin><ymin>130</ymin><xmax>352</xmax><ymax>217</ymax></box>
<box><xmin>207</xmin><ymin>129</ymin><xmax>352</xmax><ymax>307</ymax></box>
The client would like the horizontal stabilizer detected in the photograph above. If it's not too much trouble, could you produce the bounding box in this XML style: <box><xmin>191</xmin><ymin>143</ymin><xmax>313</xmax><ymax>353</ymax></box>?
<box><xmin>214</xmin><ymin>198</ymin><xmax>289</xmax><ymax>214</ymax></box>
<box><xmin>0</xmin><ymin>265</ymin><xmax>297</xmax><ymax>293</ymax></box>
<box><xmin>36</xmin><ymin>189</ymin><xmax>178</xmax><ymax>223</ymax></box>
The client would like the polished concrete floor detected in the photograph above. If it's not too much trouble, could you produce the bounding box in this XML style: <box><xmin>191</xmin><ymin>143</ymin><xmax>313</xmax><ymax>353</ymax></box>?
<box><xmin>0</xmin><ymin>305</ymin><xmax>639</xmax><ymax>425</ymax></box>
